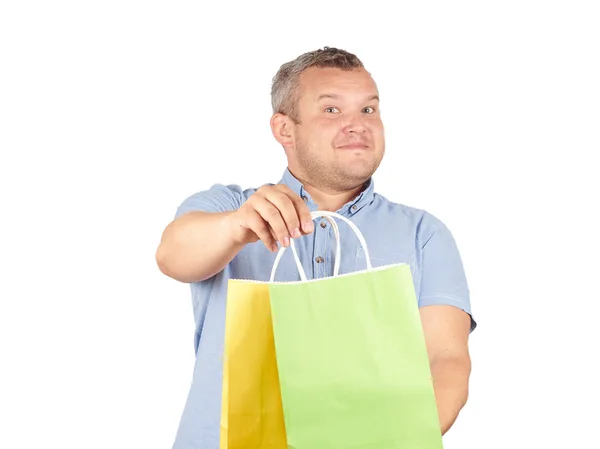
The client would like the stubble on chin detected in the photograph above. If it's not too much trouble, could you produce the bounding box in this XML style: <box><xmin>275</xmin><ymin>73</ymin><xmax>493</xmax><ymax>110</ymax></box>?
<box><xmin>298</xmin><ymin>153</ymin><xmax>380</xmax><ymax>192</ymax></box>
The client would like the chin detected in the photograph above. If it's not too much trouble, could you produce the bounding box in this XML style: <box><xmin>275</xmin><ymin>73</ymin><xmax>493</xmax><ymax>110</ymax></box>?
<box><xmin>341</xmin><ymin>164</ymin><xmax>378</xmax><ymax>182</ymax></box>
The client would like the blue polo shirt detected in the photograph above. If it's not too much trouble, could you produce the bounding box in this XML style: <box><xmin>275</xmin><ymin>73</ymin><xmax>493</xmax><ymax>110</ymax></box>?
<box><xmin>170</xmin><ymin>168</ymin><xmax>475</xmax><ymax>449</ymax></box>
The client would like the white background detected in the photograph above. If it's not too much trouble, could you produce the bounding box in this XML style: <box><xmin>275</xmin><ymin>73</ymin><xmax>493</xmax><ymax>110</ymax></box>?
<box><xmin>1</xmin><ymin>1</ymin><xmax>599</xmax><ymax>448</ymax></box>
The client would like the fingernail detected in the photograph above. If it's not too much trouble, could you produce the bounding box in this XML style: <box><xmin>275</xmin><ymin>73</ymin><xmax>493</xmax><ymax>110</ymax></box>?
<box><xmin>283</xmin><ymin>236</ymin><xmax>290</xmax><ymax>247</ymax></box>
<box><xmin>291</xmin><ymin>228</ymin><xmax>301</xmax><ymax>238</ymax></box>
<box><xmin>303</xmin><ymin>221</ymin><xmax>314</xmax><ymax>233</ymax></box>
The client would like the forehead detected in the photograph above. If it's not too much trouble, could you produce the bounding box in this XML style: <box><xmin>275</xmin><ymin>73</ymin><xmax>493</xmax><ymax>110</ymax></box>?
<box><xmin>297</xmin><ymin>67</ymin><xmax>378</xmax><ymax>102</ymax></box>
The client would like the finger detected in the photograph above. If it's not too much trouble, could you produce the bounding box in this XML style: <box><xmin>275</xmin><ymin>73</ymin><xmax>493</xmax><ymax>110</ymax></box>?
<box><xmin>276</xmin><ymin>185</ymin><xmax>314</xmax><ymax>234</ymax></box>
<box><xmin>264</xmin><ymin>190</ymin><xmax>303</xmax><ymax>238</ymax></box>
<box><xmin>252</xmin><ymin>199</ymin><xmax>290</xmax><ymax>247</ymax></box>
<box><xmin>267</xmin><ymin>224</ymin><xmax>279</xmax><ymax>249</ymax></box>
<box><xmin>244</xmin><ymin>209</ymin><xmax>278</xmax><ymax>252</ymax></box>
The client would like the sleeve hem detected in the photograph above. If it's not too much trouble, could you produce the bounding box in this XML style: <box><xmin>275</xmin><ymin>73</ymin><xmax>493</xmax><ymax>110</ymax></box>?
<box><xmin>419</xmin><ymin>294</ymin><xmax>477</xmax><ymax>332</ymax></box>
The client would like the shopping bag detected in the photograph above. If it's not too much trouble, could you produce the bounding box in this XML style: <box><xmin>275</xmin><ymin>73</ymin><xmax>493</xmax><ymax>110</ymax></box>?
<box><xmin>268</xmin><ymin>211</ymin><xmax>443</xmax><ymax>449</ymax></box>
<box><xmin>219</xmin><ymin>281</ymin><xmax>286</xmax><ymax>449</ymax></box>
<box><xmin>219</xmin><ymin>215</ymin><xmax>342</xmax><ymax>449</ymax></box>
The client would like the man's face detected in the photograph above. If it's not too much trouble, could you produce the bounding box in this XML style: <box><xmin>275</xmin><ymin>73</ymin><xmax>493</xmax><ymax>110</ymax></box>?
<box><xmin>289</xmin><ymin>67</ymin><xmax>385</xmax><ymax>191</ymax></box>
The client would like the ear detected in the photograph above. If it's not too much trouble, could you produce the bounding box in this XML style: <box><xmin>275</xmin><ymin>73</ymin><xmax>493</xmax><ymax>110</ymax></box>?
<box><xmin>270</xmin><ymin>113</ymin><xmax>294</xmax><ymax>148</ymax></box>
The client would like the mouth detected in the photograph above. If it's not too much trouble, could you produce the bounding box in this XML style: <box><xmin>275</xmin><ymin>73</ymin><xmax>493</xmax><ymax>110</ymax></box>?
<box><xmin>337</xmin><ymin>143</ymin><xmax>370</xmax><ymax>150</ymax></box>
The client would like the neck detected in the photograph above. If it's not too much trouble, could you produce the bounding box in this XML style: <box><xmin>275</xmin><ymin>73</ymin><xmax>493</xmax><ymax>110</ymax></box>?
<box><xmin>291</xmin><ymin>170</ymin><xmax>367</xmax><ymax>212</ymax></box>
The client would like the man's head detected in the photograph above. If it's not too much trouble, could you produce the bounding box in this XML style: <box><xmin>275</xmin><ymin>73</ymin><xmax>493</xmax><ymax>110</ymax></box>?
<box><xmin>270</xmin><ymin>47</ymin><xmax>385</xmax><ymax>193</ymax></box>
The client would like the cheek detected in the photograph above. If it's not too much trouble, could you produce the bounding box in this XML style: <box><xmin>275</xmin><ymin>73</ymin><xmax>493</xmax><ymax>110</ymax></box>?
<box><xmin>368</xmin><ymin>117</ymin><xmax>384</xmax><ymax>130</ymax></box>
<box><xmin>369</xmin><ymin>121</ymin><xmax>385</xmax><ymax>139</ymax></box>
<box><xmin>314</xmin><ymin>122</ymin><xmax>341</xmax><ymax>141</ymax></box>
<box><xmin>300</xmin><ymin>119</ymin><xmax>345</xmax><ymax>148</ymax></box>
<box><xmin>314</xmin><ymin>118</ymin><xmax>338</xmax><ymax>130</ymax></box>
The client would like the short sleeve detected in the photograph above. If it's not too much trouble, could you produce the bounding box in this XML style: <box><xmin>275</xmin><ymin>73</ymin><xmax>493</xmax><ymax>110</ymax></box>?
<box><xmin>174</xmin><ymin>184</ymin><xmax>244</xmax><ymax>219</ymax></box>
<box><xmin>419</xmin><ymin>215</ymin><xmax>476</xmax><ymax>332</ymax></box>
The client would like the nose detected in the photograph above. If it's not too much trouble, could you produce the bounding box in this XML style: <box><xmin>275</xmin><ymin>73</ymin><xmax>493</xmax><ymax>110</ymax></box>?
<box><xmin>342</xmin><ymin>114</ymin><xmax>367</xmax><ymax>134</ymax></box>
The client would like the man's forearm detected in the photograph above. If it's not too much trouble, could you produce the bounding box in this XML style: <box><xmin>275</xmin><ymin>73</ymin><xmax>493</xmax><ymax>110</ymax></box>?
<box><xmin>156</xmin><ymin>211</ymin><xmax>245</xmax><ymax>283</ymax></box>
<box><xmin>430</xmin><ymin>355</ymin><xmax>471</xmax><ymax>435</ymax></box>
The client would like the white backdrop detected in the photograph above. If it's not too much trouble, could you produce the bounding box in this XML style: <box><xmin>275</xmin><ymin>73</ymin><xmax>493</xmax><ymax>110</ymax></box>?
<box><xmin>1</xmin><ymin>1</ymin><xmax>599</xmax><ymax>448</ymax></box>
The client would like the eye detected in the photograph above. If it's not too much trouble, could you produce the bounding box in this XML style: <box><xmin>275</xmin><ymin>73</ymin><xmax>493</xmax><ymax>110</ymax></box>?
<box><xmin>363</xmin><ymin>106</ymin><xmax>376</xmax><ymax>114</ymax></box>
<box><xmin>324</xmin><ymin>107</ymin><xmax>340</xmax><ymax>113</ymax></box>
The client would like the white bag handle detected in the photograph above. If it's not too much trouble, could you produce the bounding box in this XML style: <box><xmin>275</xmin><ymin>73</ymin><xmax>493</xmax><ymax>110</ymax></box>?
<box><xmin>269</xmin><ymin>210</ymin><xmax>371</xmax><ymax>282</ymax></box>
<box><xmin>270</xmin><ymin>214</ymin><xmax>340</xmax><ymax>282</ymax></box>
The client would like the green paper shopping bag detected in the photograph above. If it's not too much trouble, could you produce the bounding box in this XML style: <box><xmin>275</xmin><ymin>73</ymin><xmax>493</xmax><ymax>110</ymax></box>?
<box><xmin>268</xmin><ymin>211</ymin><xmax>443</xmax><ymax>449</ymax></box>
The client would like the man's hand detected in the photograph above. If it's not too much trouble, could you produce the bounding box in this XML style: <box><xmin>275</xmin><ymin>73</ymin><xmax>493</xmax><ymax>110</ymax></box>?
<box><xmin>226</xmin><ymin>184</ymin><xmax>314</xmax><ymax>252</ymax></box>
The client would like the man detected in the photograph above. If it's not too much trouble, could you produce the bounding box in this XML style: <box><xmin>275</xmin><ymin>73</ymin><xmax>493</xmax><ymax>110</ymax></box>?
<box><xmin>156</xmin><ymin>46</ymin><xmax>476</xmax><ymax>448</ymax></box>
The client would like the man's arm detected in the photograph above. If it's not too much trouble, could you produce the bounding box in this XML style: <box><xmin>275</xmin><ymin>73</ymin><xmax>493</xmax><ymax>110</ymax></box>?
<box><xmin>156</xmin><ymin>184</ymin><xmax>313</xmax><ymax>283</ymax></box>
<box><xmin>416</xmin><ymin>213</ymin><xmax>475</xmax><ymax>435</ymax></box>
<box><xmin>156</xmin><ymin>210</ymin><xmax>245</xmax><ymax>283</ymax></box>
<box><xmin>420</xmin><ymin>304</ymin><xmax>472</xmax><ymax>435</ymax></box>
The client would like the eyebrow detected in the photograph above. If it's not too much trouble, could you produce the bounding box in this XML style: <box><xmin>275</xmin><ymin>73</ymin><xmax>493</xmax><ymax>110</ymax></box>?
<box><xmin>316</xmin><ymin>94</ymin><xmax>380</xmax><ymax>102</ymax></box>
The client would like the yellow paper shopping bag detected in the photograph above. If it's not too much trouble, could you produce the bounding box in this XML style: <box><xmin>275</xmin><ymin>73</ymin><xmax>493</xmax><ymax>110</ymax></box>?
<box><xmin>219</xmin><ymin>281</ymin><xmax>287</xmax><ymax>449</ymax></box>
<box><xmin>220</xmin><ymin>216</ymin><xmax>342</xmax><ymax>449</ymax></box>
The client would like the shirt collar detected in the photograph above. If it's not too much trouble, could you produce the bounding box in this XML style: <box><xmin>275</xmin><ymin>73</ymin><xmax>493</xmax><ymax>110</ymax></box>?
<box><xmin>279</xmin><ymin>167</ymin><xmax>375</xmax><ymax>216</ymax></box>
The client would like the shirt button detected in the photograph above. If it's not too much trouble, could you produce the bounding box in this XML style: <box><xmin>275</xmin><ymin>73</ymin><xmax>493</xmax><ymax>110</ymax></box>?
<box><xmin>352</xmin><ymin>205</ymin><xmax>357</xmax><ymax>210</ymax></box>
<box><xmin>315</xmin><ymin>256</ymin><xmax>324</xmax><ymax>263</ymax></box>
<box><xmin>320</xmin><ymin>221</ymin><xmax>327</xmax><ymax>228</ymax></box>
<box><xmin>302</xmin><ymin>195</ymin><xmax>308</xmax><ymax>202</ymax></box>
